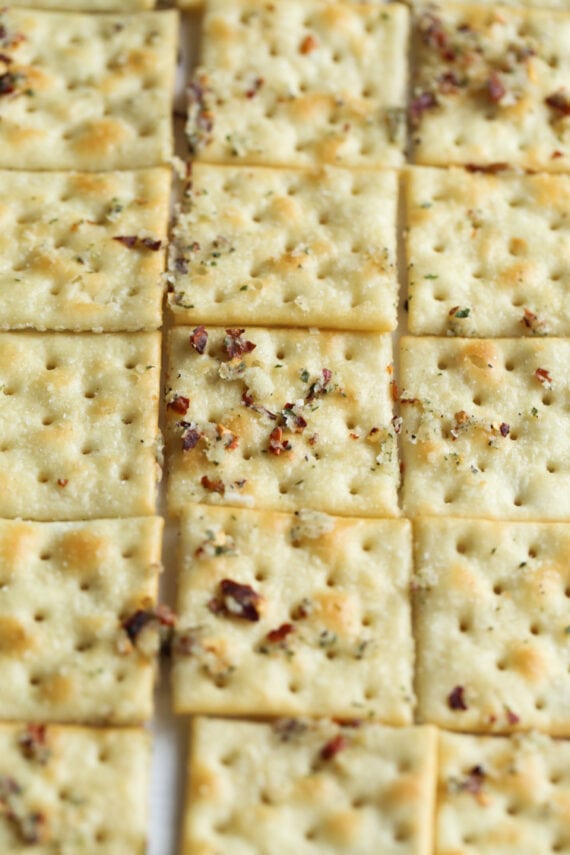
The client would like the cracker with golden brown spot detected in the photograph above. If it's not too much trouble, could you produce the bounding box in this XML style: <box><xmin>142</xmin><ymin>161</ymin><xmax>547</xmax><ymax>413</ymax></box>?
<box><xmin>414</xmin><ymin>517</ymin><xmax>570</xmax><ymax>734</ymax></box>
<box><xmin>411</xmin><ymin>4</ymin><xmax>570</xmax><ymax>172</ymax></box>
<box><xmin>0</xmin><ymin>517</ymin><xmax>162</xmax><ymax>723</ymax></box>
<box><xmin>406</xmin><ymin>167</ymin><xmax>570</xmax><ymax>336</ymax></box>
<box><xmin>0</xmin><ymin>8</ymin><xmax>177</xmax><ymax>170</ymax></box>
<box><xmin>166</xmin><ymin>327</ymin><xmax>399</xmax><ymax>517</ymax></box>
<box><xmin>436</xmin><ymin>730</ymin><xmax>570</xmax><ymax>854</ymax></box>
<box><xmin>0</xmin><ymin>332</ymin><xmax>160</xmax><ymax>520</ymax></box>
<box><xmin>0</xmin><ymin>169</ymin><xmax>170</xmax><ymax>331</ymax></box>
<box><xmin>173</xmin><ymin>505</ymin><xmax>413</xmax><ymax>721</ymax></box>
<box><xmin>169</xmin><ymin>164</ymin><xmax>398</xmax><ymax>331</ymax></box>
<box><xmin>187</xmin><ymin>0</ymin><xmax>409</xmax><ymax>168</ymax></box>
<box><xmin>183</xmin><ymin>717</ymin><xmax>437</xmax><ymax>855</ymax></box>
<box><xmin>0</xmin><ymin>724</ymin><xmax>149</xmax><ymax>851</ymax></box>
<box><xmin>400</xmin><ymin>336</ymin><xmax>570</xmax><ymax>520</ymax></box>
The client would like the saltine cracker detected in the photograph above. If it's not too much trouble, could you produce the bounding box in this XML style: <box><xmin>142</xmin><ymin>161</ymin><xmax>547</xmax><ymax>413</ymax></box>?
<box><xmin>0</xmin><ymin>332</ymin><xmax>160</xmax><ymax>520</ymax></box>
<box><xmin>166</xmin><ymin>326</ymin><xmax>399</xmax><ymax>517</ymax></box>
<box><xmin>169</xmin><ymin>164</ymin><xmax>398</xmax><ymax>331</ymax></box>
<box><xmin>183</xmin><ymin>717</ymin><xmax>437</xmax><ymax>855</ymax></box>
<box><xmin>400</xmin><ymin>336</ymin><xmax>570</xmax><ymax>520</ymax></box>
<box><xmin>0</xmin><ymin>169</ymin><xmax>170</xmax><ymax>331</ymax></box>
<box><xmin>406</xmin><ymin>167</ymin><xmax>570</xmax><ymax>337</ymax></box>
<box><xmin>173</xmin><ymin>505</ymin><xmax>414</xmax><ymax>722</ymax></box>
<box><xmin>0</xmin><ymin>517</ymin><xmax>162</xmax><ymax>724</ymax></box>
<box><xmin>411</xmin><ymin>4</ymin><xmax>570</xmax><ymax>172</ymax></box>
<box><xmin>187</xmin><ymin>0</ymin><xmax>409</xmax><ymax>168</ymax></box>
<box><xmin>437</xmin><ymin>730</ymin><xmax>570</xmax><ymax>854</ymax></box>
<box><xmin>0</xmin><ymin>724</ymin><xmax>149</xmax><ymax>852</ymax></box>
<box><xmin>413</xmin><ymin>517</ymin><xmax>570</xmax><ymax>735</ymax></box>
<box><xmin>0</xmin><ymin>8</ymin><xmax>177</xmax><ymax>170</ymax></box>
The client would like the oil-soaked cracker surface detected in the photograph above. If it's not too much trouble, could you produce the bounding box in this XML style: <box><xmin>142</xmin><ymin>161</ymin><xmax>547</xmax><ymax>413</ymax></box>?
<box><xmin>406</xmin><ymin>167</ymin><xmax>570</xmax><ymax>337</ymax></box>
<box><xmin>411</xmin><ymin>4</ymin><xmax>570</xmax><ymax>172</ymax></box>
<box><xmin>413</xmin><ymin>517</ymin><xmax>570</xmax><ymax>735</ymax></box>
<box><xmin>0</xmin><ymin>8</ymin><xmax>177</xmax><ymax>170</ymax></box>
<box><xmin>400</xmin><ymin>337</ymin><xmax>570</xmax><ymax>520</ymax></box>
<box><xmin>173</xmin><ymin>505</ymin><xmax>414</xmax><ymax>722</ymax></box>
<box><xmin>0</xmin><ymin>517</ymin><xmax>162</xmax><ymax>723</ymax></box>
<box><xmin>0</xmin><ymin>724</ymin><xmax>149</xmax><ymax>852</ymax></box>
<box><xmin>0</xmin><ymin>332</ymin><xmax>160</xmax><ymax>520</ymax></box>
<box><xmin>0</xmin><ymin>169</ymin><xmax>170</xmax><ymax>331</ymax></box>
<box><xmin>436</xmin><ymin>731</ymin><xmax>570</xmax><ymax>854</ymax></box>
<box><xmin>169</xmin><ymin>164</ymin><xmax>398</xmax><ymax>331</ymax></box>
<box><xmin>166</xmin><ymin>327</ymin><xmax>399</xmax><ymax>517</ymax></box>
<box><xmin>183</xmin><ymin>717</ymin><xmax>437</xmax><ymax>855</ymax></box>
<box><xmin>187</xmin><ymin>0</ymin><xmax>409</xmax><ymax>168</ymax></box>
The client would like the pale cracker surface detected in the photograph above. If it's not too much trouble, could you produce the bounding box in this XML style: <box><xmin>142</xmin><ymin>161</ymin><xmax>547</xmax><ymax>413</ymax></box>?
<box><xmin>183</xmin><ymin>717</ymin><xmax>437</xmax><ymax>855</ymax></box>
<box><xmin>0</xmin><ymin>332</ymin><xmax>160</xmax><ymax>520</ymax></box>
<box><xmin>400</xmin><ymin>337</ymin><xmax>570</xmax><ymax>520</ymax></box>
<box><xmin>169</xmin><ymin>164</ymin><xmax>398</xmax><ymax>331</ymax></box>
<box><xmin>187</xmin><ymin>0</ymin><xmax>409</xmax><ymax>168</ymax></box>
<box><xmin>0</xmin><ymin>169</ymin><xmax>170</xmax><ymax>332</ymax></box>
<box><xmin>166</xmin><ymin>327</ymin><xmax>399</xmax><ymax>517</ymax></box>
<box><xmin>0</xmin><ymin>517</ymin><xmax>162</xmax><ymax>724</ymax></box>
<box><xmin>437</xmin><ymin>730</ymin><xmax>570</xmax><ymax>854</ymax></box>
<box><xmin>8</xmin><ymin>0</ymin><xmax>153</xmax><ymax>8</ymax></box>
<box><xmin>414</xmin><ymin>517</ymin><xmax>570</xmax><ymax>735</ymax></box>
<box><xmin>0</xmin><ymin>8</ymin><xmax>178</xmax><ymax>170</ymax></box>
<box><xmin>173</xmin><ymin>504</ymin><xmax>414</xmax><ymax>722</ymax></box>
<box><xmin>411</xmin><ymin>4</ymin><xmax>570</xmax><ymax>172</ymax></box>
<box><xmin>0</xmin><ymin>724</ymin><xmax>149</xmax><ymax>853</ymax></box>
<box><xmin>406</xmin><ymin>167</ymin><xmax>570</xmax><ymax>337</ymax></box>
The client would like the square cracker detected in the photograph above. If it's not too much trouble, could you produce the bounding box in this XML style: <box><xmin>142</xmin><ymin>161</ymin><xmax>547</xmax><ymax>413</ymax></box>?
<box><xmin>0</xmin><ymin>169</ymin><xmax>170</xmax><ymax>332</ymax></box>
<box><xmin>406</xmin><ymin>167</ymin><xmax>570</xmax><ymax>337</ymax></box>
<box><xmin>411</xmin><ymin>4</ymin><xmax>570</xmax><ymax>172</ymax></box>
<box><xmin>166</xmin><ymin>326</ymin><xmax>399</xmax><ymax>517</ymax></box>
<box><xmin>413</xmin><ymin>517</ymin><xmax>570</xmax><ymax>735</ymax></box>
<box><xmin>183</xmin><ymin>717</ymin><xmax>437</xmax><ymax>855</ymax></box>
<box><xmin>187</xmin><ymin>0</ymin><xmax>409</xmax><ymax>168</ymax></box>
<box><xmin>0</xmin><ymin>8</ymin><xmax>177</xmax><ymax>170</ymax></box>
<box><xmin>0</xmin><ymin>723</ymin><xmax>149</xmax><ymax>852</ymax></box>
<box><xmin>400</xmin><ymin>336</ymin><xmax>570</xmax><ymax>520</ymax></box>
<box><xmin>0</xmin><ymin>332</ymin><xmax>160</xmax><ymax>520</ymax></box>
<box><xmin>173</xmin><ymin>504</ymin><xmax>414</xmax><ymax>722</ymax></box>
<box><xmin>436</xmin><ymin>730</ymin><xmax>570</xmax><ymax>854</ymax></box>
<box><xmin>0</xmin><ymin>517</ymin><xmax>162</xmax><ymax>724</ymax></box>
<box><xmin>169</xmin><ymin>164</ymin><xmax>398</xmax><ymax>332</ymax></box>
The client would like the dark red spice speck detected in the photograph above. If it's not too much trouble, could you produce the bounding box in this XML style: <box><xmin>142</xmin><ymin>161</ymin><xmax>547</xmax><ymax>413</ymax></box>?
<box><xmin>320</xmin><ymin>734</ymin><xmax>347</xmax><ymax>761</ymax></box>
<box><xmin>487</xmin><ymin>71</ymin><xmax>506</xmax><ymax>103</ymax></box>
<box><xmin>209</xmin><ymin>579</ymin><xmax>261</xmax><ymax>621</ymax></box>
<box><xmin>499</xmin><ymin>422</ymin><xmax>510</xmax><ymax>437</ymax></box>
<box><xmin>18</xmin><ymin>725</ymin><xmax>49</xmax><ymax>765</ymax></box>
<box><xmin>178</xmin><ymin>421</ymin><xmax>202</xmax><ymax>451</ymax></box>
<box><xmin>506</xmin><ymin>707</ymin><xmax>520</xmax><ymax>725</ymax></box>
<box><xmin>266</xmin><ymin>623</ymin><xmax>295</xmax><ymax>643</ymax></box>
<box><xmin>448</xmin><ymin>685</ymin><xmax>468</xmax><ymax>710</ymax></box>
<box><xmin>245</xmin><ymin>76</ymin><xmax>264</xmax><ymax>98</ymax></box>
<box><xmin>167</xmin><ymin>395</ymin><xmax>190</xmax><ymax>415</ymax></box>
<box><xmin>545</xmin><ymin>90</ymin><xmax>570</xmax><ymax>117</ymax></box>
<box><xmin>535</xmin><ymin>367</ymin><xmax>552</xmax><ymax>386</ymax></box>
<box><xmin>409</xmin><ymin>91</ymin><xmax>438</xmax><ymax>127</ymax></box>
<box><xmin>463</xmin><ymin>764</ymin><xmax>485</xmax><ymax>796</ymax></box>
<box><xmin>189</xmin><ymin>325</ymin><xmax>208</xmax><ymax>354</ymax></box>
<box><xmin>0</xmin><ymin>71</ymin><xmax>17</xmax><ymax>96</ymax></box>
<box><xmin>223</xmin><ymin>328</ymin><xmax>256</xmax><ymax>360</ymax></box>
<box><xmin>268</xmin><ymin>426</ymin><xmax>291</xmax><ymax>455</ymax></box>
<box><xmin>113</xmin><ymin>236</ymin><xmax>162</xmax><ymax>251</ymax></box>
<box><xmin>299</xmin><ymin>34</ymin><xmax>318</xmax><ymax>54</ymax></box>
<box><xmin>201</xmin><ymin>475</ymin><xmax>225</xmax><ymax>494</ymax></box>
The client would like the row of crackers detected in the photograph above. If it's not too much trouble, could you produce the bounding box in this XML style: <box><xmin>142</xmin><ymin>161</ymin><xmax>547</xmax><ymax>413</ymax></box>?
<box><xmin>0</xmin><ymin>2</ymin><xmax>569</xmax><ymax>174</ymax></box>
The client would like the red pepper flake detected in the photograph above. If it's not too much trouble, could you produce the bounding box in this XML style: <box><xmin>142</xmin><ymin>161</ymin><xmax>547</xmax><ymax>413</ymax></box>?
<box><xmin>499</xmin><ymin>422</ymin><xmax>510</xmax><ymax>437</ymax></box>
<box><xmin>18</xmin><ymin>725</ymin><xmax>50</xmax><ymax>765</ymax></box>
<box><xmin>0</xmin><ymin>71</ymin><xmax>19</xmax><ymax>96</ymax></box>
<box><xmin>462</xmin><ymin>764</ymin><xmax>486</xmax><ymax>796</ymax></box>
<box><xmin>265</xmin><ymin>623</ymin><xmax>295</xmax><ymax>643</ymax></box>
<box><xmin>448</xmin><ymin>685</ymin><xmax>468</xmax><ymax>711</ymax></box>
<box><xmin>409</xmin><ymin>91</ymin><xmax>438</xmax><ymax>127</ymax></box>
<box><xmin>268</xmin><ymin>426</ymin><xmax>292</xmax><ymax>455</ymax></box>
<box><xmin>187</xmin><ymin>75</ymin><xmax>215</xmax><ymax>155</ymax></box>
<box><xmin>122</xmin><ymin>605</ymin><xmax>176</xmax><ymax>643</ymax></box>
<box><xmin>305</xmin><ymin>368</ymin><xmax>333</xmax><ymax>402</ymax></box>
<box><xmin>201</xmin><ymin>475</ymin><xmax>225</xmax><ymax>495</ymax></box>
<box><xmin>506</xmin><ymin>707</ymin><xmax>520</xmax><ymax>725</ymax></box>
<box><xmin>320</xmin><ymin>734</ymin><xmax>347</xmax><ymax>761</ymax></box>
<box><xmin>552</xmin><ymin>150</ymin><xmax>564</xmax><ymax>159</ymax></box>
<box><xmin>178</xmin><ymin>421</ymin><xmax>202</xmax><ymax>451</ymax></box>
<box><xmin>189</xmin><ymin>325</ymin><xmax>208</xmax><ymax>354</ymax></box>
<box><xmin>113</xmin><ymin>236</ymin><xmax>162</xmax><ymax>251</ymax></box>
<box><xmin>465</xmin><ymin>163</ymin><xmax>509</xmax><ymax>174</ymax></box>
<box><xmin>438</xmin><ymin>71</ymin><xmax>461</xmax><ymax>95</ymax></box>
<box><xmin>299</xmin><ymin>34</ymin><xmax>318</xmax><ymax>54</ymax></box>
<box><xmin>223</xmin><ymin>328</ymin><xmax>256</xmax><ymax>360</ymax></box>
<box><xmin>167</xmin><ymin>395</ymin><xmax>190</xmax><ymax>415</ymax></box>
<box><xmin>245</xmin><ymin>76</ymin><xmax>264</xmax><ymax>98</ymax></box>
<box><xmin>56</xmin><ymin>478</ymin><xmax>68</xmax><ymax>488</ymax></box>
<box><xmin>487</xmin><ymin>71</ymin><xmax>506</xmax><ymax>103</ymax></box>
<box><xmin>545</xmin><ymin>90</ymin><xmax>570</xmax><ymax>117</ymax></box>
<box><xmin>282</xmin><ymin>403</ymin><xmax>307</xmax><ymax>432</ymax></box>
<box><xmin>535</xmin><ymin>368</ymin><xmax>553</xmax><ymax>388</ymax></box>
<box><xmin>419</xmin><ymin>12</ymin><xmax>453</xmax><ymax>60</ymax></box>
<box><xmin>209</xmin><ymin>579</ymin><xmax>261</xmax><ymax>621</ymax></box>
